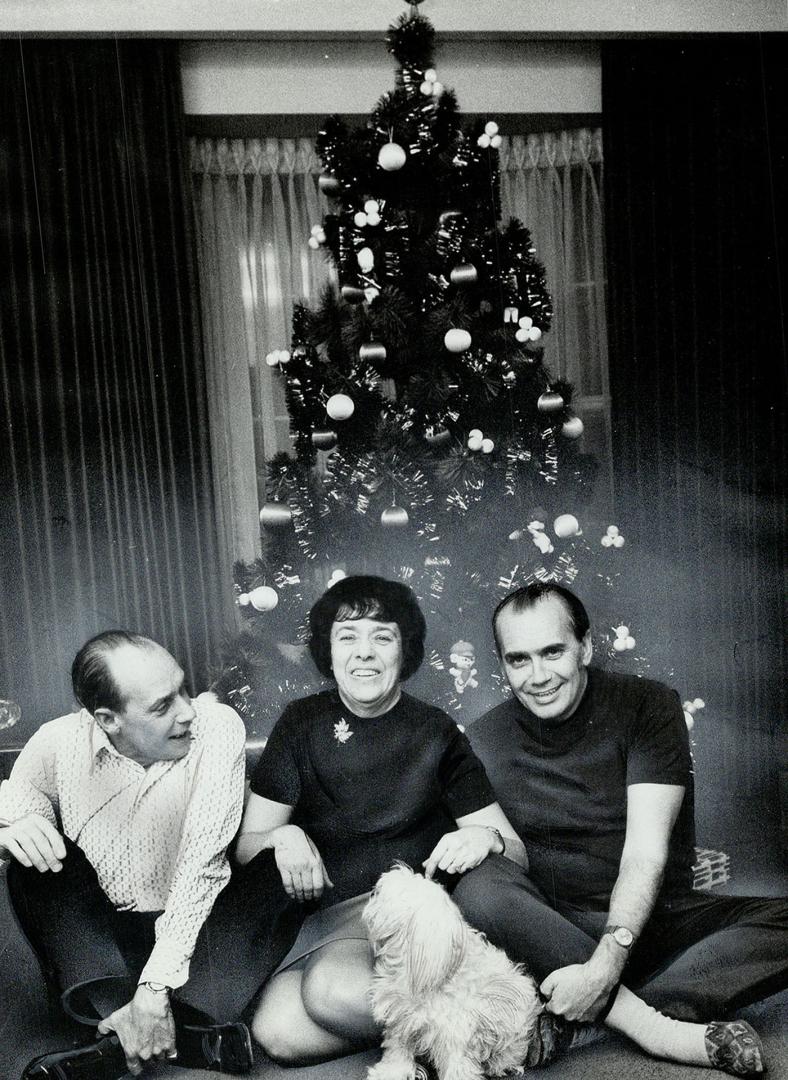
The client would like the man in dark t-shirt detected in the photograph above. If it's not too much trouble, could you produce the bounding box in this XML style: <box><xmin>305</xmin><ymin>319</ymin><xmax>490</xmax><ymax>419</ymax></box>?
<box><xmin>453</xmin><ymin>583</ymin><xmax>788</xmax><ymax>1026</ymax></box>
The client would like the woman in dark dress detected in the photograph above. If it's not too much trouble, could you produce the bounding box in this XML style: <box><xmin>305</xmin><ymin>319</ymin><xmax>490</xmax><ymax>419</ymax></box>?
<box><xmin>235</xmin><ymin>575</ymin><xmax>527</xmax><ymax>1064</ymax></box>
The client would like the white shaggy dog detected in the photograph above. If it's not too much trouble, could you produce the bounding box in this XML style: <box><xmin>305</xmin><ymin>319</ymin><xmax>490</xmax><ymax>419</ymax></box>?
<box><xmin>363</xmin><ymin>863</ymin><xmax>544</xmax><ymax>1080</ymax></box>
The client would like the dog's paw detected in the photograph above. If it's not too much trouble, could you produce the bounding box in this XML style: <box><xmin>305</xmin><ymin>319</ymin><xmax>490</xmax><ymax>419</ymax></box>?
<box><xmin>367</xmin><ymin>1060</ymin><xmax>422</xmax><ymax>1080</ymax></box>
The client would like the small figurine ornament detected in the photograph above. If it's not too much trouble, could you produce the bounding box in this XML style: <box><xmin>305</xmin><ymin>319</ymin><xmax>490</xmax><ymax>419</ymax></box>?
<box><xmin>449</xmin><ymin>640</ymin><xmax>479</xmax><ymax>695</ymax></box>
<box><xmin>527</xmin><ymin>519</ymin><xmax>554</xmax><ymax>555</ymax></box>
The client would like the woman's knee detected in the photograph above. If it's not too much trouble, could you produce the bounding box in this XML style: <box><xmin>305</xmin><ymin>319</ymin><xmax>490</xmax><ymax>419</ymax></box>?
<box><xmin>250</xmin><ymin>973</ymin><xmax>306</xmax><ymax>1063</ymax></box>
<box><xmin>301</xmin><ymin>942</ymin><xmax>376</xmax><ymax>1035</ymax></box>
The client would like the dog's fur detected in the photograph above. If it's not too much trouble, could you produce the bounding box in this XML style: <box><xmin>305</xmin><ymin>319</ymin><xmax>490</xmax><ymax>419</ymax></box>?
<box><xmin>363</xmin><ymin>864</ymin><xmax>543</xmax><ymax>1080</ymax></box>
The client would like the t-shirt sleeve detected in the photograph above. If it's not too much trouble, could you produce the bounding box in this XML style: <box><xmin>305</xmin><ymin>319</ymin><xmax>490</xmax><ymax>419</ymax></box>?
<box><xmin>438</xmin><ymin>723</ymin><xmax>496</xmax><ymax>817</ymax></box>
<box><xmin>626</xmin><ymin>682</ymin><xmax>691</xmax><ymax>788</ymax></box>
<box><xmin>249</xmin><ymin>706</ymin><xmax>302</xmax><ymax>806</ymax></box>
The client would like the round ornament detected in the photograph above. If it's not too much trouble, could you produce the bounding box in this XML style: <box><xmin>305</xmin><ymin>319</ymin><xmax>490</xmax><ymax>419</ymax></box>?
<box><xmin>467</xmin><ymin>434</ymin><xmax>483</xmax><ymax>452</ymax></box>
<box><xmin>537</xmin><ymin>390</ymin><xmax>565</xmax><ymax>413</ymax></box>
<box><xmin>553</xmin><ymin>513</ymin><xmax>581</xmax><ymax>538</ymax></box>
<box><xmin>237</xmin><ymin>593</ymin><xmax>251</xmax><ymax>607</ymax></box>
<box><xmin>341</xmin><ymin>285</ymin><xmax>365</xmax><ymax>304</ymax></box>
<box><xmin>444</xmin><ymin>328</ymin><xmax>472</xmax><ymax>353</ymax></box>
<box><xmin>364</xmin><ymin>199</ymin><xmax>380</xmax><ymax>215</ymax></box>
<box><xmin>353</xmin><ymin>211</ymin><xmax>368</xmax><ymax>228</ymax></box>
<box><xmin>381</xmin><ymin>505</ymin><xmax>409</xmax><ymax>528</ymax></box>
<box><xmin>481</xmin><ymin>438</ymin><xmax>495</xmax><ymax>454</ymax></box>
<box><xmin>450</xmin><ymin>263</ymin><xmax>478</xmax><ymax>286</ymax></box>
<box><xmin>326</xmin><ymin>393</ymin><xmax>355</xmax><ymax>421</ymax></box>
<box><xmin>378</xmin><ymin>142</ymin><xmax>407</xmax><ymax>172</ymax></box>
<box><xmin>318</xmin><ymin>173</ymin><xmax>340</xmax><ymax>197</ymax></box>
<box><xmin>259</xmin><ymin>501</ymin><xmax>293</xmax><ymax>528</ymax></box>
<box><xmin>357</xmin><ymin>247</ymin><xmax>375</xmax><ymax>273</ymax></box>
<box><xmin>562</xmin><ymin>416</ymin><xmax>584</xmax><ymax>440</ymax></box>
<box><xmin>359</xmin><ymin>341</ymin><xmax>387</xmax><ymax>364</ymax></box>
<box><xmin>248</xmin><ymin>585</ymin><xmax>279</xmax><ymax>612</ymax></box>
<box><xmin>311</xmin><ymin>428</ymin><xmax>338</xmax><ymax>450</ymax></box>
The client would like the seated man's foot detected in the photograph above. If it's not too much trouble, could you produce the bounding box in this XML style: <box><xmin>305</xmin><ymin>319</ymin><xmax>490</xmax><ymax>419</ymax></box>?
<box><xmin>705</xmin><ymin>1020</ymin><xmax>765</xmax><ymax>1076</ymax></box>
<box><xmin>524</xmin><ymin>1012</ymin><xmax>607</xmax><ymax>1067</ymax></box>
<box><xmin>179</xmin><ymin>1022</ymin><xmax>254</xmax><ymax>1074</ymax></box>
<box><xmin>22</xmin><ymin>1035</ymin><xmax>125</xmax><ymax>1080</ymax></box>
<box><xmin>22</xmin><ymin>1023</ymin><xmax>253</xmax><ymax>1079</ymax></box>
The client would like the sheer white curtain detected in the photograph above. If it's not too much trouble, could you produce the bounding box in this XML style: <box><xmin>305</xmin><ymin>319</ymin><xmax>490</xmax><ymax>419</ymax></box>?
<box><xmin>190</xmin><ymin>128</ymin><xmax>607</xmax><ymax>565</ymax></box>
<box><xmin>191</xmin><ymin>137</ymin><xmax>329</xmax><ymax>567</ymax></box>
<box><xmin>499</xmin><ymin>129</ymin><xmax>610</xmax><ymax>482</ymax></box>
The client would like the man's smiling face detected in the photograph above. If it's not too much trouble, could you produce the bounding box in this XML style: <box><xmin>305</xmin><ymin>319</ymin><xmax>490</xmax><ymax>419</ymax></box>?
<box><xmin>495</xmin><ymin>595</ymin><xmax>592</xmax><ymax>723</ymax></box>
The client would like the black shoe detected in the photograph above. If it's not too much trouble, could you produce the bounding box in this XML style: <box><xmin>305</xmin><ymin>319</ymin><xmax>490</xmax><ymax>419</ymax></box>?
<box><xmin>178</xmin><ymin>1022</ymin><xmax>254</xmax><ymax>1074</ymax></box>
<box><xmin>22</xmin><ymin>1036</ymin><xmax>125</xmax><ymax>1080</ymax></box>
<box><xmin>22</xmin><ymin>1023</ymin><xmax>253</xmax><ymax>1079</ymax></box>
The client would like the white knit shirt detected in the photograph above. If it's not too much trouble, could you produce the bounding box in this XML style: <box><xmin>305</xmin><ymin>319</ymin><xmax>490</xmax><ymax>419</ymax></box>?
<box><xmin>0</xmin><ymin>693</ymin><xmax>246</xmax><ymax>989</ymax></box>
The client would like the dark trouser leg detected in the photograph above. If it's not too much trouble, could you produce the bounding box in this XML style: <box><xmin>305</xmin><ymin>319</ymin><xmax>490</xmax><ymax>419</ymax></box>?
<box><xmin>6</xmin><ymin>837</ymin><xmax>142</xmax><ymax>994</ymax></box>
<box><xmin>9</xmin><ymin>840</ymin><xmax>303</xmax><ymax>1027</ymax></box>
<box><xmin>453</xmin><ymin>854</ymin><xmax>602</xmax><ymax>981</ymax></box>
<box><xmin>177</xmin><ymin>849</ymin><xmax>305</xmax><ymax>1023</ymax></box>
<box><xmin>628</xmin><ymin>892</ymin><xmax>788</xmax><ymax>1020</ymax></box>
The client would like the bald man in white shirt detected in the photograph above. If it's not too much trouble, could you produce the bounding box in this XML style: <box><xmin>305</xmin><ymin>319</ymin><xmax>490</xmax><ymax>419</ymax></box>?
<box><xmin>1</xmin><ymin>631</ymin><xmax>302</xmax><ymax>1080</ymax></box>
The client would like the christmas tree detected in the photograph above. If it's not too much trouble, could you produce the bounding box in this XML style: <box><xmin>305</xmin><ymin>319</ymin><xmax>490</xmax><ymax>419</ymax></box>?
<box><xmin>214</xmin><ymin>4</ymin><xmax>634</xmax><ymax>735</ymax></box>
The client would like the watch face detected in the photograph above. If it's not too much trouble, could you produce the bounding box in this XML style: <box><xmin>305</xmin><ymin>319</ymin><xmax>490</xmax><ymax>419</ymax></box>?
<box><xmin>613</xmin><ymin>927</ymin><xmax>634</xmax><ymax>947</ymax></box>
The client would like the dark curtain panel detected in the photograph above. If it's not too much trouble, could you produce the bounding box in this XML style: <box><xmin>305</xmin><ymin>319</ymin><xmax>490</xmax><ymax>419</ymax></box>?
<box><xmin>0</xmin><ymin>41</ymin><xmax>226</xmax><ymax>737</ymax></box>
<box><xmin>603</xmin><ymin>37</ymin><xmax>786</xmax><ymax>799</ymax></box>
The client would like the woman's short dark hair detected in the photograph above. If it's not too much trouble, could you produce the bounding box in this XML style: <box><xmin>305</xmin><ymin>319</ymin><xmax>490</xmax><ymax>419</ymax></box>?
<box><xmin>71</xmin><ymin>630</ymin><xmax>155</xmax><ymax>714</ymax></box>
<box><xmin>492</xmin><ymin>582</ymin><xmax>591</xmax><ymax>653</ymax></box>
<box><xmin>308</xmin><ymin>575</ymin><xmax>426</xmax><ymax>681</ymax></box>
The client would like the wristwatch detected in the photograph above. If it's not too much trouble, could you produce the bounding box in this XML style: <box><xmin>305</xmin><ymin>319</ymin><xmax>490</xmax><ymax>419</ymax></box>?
<box><xmin>139</xmin><ymin>981</ymin><xmax>171</xmax><ymax>995</ymax></box>
<box><xmin>485</xmin><ymin>826</ymin><xmax>506</xmax><ymax>855</ymax></box>
<box><xmin>603</xmin><ymin>924</ymin><xmax>635</xmax><ymax>950</ymax></box>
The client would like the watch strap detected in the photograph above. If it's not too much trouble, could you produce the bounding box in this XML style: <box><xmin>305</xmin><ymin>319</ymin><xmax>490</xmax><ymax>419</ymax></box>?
<box><xmin>485</xmin><ymin>826</ymin><xmax>506</xmax><ymax>855</ymax></box>
<box><xmin>603</xmin><ymin>924</ymin><xmax>635</xmax><ymax>949</ymax></box>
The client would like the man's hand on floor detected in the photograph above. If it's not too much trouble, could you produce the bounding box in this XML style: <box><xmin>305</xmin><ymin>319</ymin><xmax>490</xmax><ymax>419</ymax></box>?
<box><xmin>97</xmin><ymin>985</ymin><xmax>177</xmax><ymax>1075</ymax></box>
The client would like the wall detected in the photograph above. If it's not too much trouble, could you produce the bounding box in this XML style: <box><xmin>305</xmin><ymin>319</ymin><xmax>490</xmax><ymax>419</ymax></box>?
<box><xmin>2</xmin><ymin>0</ymin><xmax>785</xmax><ymax>35</ymax></box>
<box><xmin>181</xmin><ymin>40</ymin><xmax>600</xmax><ymax>116</ymax></box>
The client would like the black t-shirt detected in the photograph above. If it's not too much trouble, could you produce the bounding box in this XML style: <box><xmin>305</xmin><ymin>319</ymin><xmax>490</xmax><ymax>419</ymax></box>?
<box><xmin>468</xmin><ymin>667</ymin><xmax>696</xmax><ymax>908</ymax></box>
<box><xmin>250</xmin><ymin>689</ymin><xmax>495</xmax><ymax>904</ymax></box>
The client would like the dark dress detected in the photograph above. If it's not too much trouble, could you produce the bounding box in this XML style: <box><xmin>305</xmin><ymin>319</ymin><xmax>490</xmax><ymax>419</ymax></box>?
<box><xmin>250</xmin><ymin>688</ymin><xmax>495</xmax><ymax>906</ymax></box>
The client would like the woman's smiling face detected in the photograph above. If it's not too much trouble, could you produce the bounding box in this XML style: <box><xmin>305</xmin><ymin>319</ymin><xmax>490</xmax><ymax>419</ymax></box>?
<box><xmin>330</xmin><ymin>616</ymin><xmax>403</xmax><ymax>717</ymax></box>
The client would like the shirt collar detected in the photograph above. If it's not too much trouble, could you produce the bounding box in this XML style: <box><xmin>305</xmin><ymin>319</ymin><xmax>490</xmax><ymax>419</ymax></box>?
<box><xmin>85</xmin><ymin>710</ymin><xmax>123</xmax><ymax>762</ymax></box>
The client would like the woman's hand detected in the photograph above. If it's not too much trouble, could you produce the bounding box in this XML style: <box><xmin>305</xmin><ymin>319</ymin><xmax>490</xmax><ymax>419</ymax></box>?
<box><xmin>422</xmin><ymin>825</ymin><xmax>501</xmax><ymax>878</ymax></box>
<box><xmin>271</xmin><ymin>824</ymin><xmax>334</xmax><ymax>902</ymax></box>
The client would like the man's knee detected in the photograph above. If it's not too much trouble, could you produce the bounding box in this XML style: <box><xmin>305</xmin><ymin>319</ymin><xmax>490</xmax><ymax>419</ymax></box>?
<box><xmin>453</xmin><ymin>854</ymin><xmax>544</xmax><ymax>933</ymax></box>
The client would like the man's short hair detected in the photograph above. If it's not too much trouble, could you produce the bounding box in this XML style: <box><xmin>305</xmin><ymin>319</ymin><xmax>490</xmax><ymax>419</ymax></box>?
<box><xmin>71</xmin><ymin>630</ymin><xmax>157</xmax><ymax>715</ymax></box>
<box><xmin>309</xmin><ymin>575</ymin><xmax>426</xmax><ymax>681</ymax></box>
<box><xmin>492</xmin><ymin>582</ymin><xmax>591</xmax><ymax>653</ymax></box>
